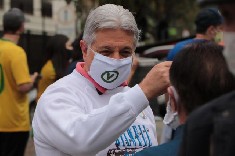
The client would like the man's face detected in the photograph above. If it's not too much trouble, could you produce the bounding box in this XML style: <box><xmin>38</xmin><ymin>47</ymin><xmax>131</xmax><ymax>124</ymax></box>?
<box><xmin>219</xmin><ymin>3</ymin><xmax>235</xmax><ymax>31</ymax></box>
<box><xmin>81</xmin><ymin>29</ymin><xmax>135</xmax><ymax>72</ymax></box>
<box><xmin>209</xmin><ymin>24</ymin><xmax>223</xmax><ymax>41</ymax></box>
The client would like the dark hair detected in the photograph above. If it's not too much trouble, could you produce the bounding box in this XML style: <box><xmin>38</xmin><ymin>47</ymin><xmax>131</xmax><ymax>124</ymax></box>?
<box><xmin>170</xmin><ymin>42</ymin><xmax>235</xmax><ymax>115</ymax></box>
<box><xmin>199</xmin><ymin>0</ymin><xmax>234</xmax><ymax>6</ymax></box>
<box><xmin>195</xmin><ymin>8</ymin><xmax>223</xmax><ymax>34</ymax></box>
<box><xmin>44</xmin><ymin>34</ymin><xmax>70</xmax><ymax>80</ymax></box>
<box><xmin>3</xmin><ymin>8</ymin><xmax>25</xmax><ymax>33</ymax></box>
<box><xmin>71</xmin><ymin>33</ymin><xmax>83</xmax><ymax>62</ymax></box>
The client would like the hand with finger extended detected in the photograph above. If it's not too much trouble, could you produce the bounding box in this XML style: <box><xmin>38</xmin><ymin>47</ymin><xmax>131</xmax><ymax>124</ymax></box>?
<box><xmin>139</xmin><ymin>61</ymin><xmax>172</xmax><ymax>101</ymax></box>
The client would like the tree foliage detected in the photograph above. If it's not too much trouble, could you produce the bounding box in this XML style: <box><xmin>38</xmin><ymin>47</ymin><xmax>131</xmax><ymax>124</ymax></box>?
<box><xmin>73</xmin><ymin>0</ymin><xmax>199</xmax><ymax>43</ymax></box>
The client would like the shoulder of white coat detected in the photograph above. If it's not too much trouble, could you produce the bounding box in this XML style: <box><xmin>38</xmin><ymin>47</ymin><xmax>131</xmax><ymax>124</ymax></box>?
<box><xmin>55</xmin><ymin>70</ymin><xmax>92</xmax><ymax>91</ymax></box>
<box><xmin>144</xmin><ymin>106</ymin><xmax>156</xmax><ymax>123</ymax></box>
<box><xmin>37</xmin><ymin>72</ymin><xmax>88</xmax><ymax>104</ymax></box>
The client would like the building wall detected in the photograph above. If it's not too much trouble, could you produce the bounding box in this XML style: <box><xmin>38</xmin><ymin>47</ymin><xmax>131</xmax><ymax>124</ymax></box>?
<box><xmin>0</xmin><ymin>0</ymin><xmax>63</xmax><ymax>35</ymax></box>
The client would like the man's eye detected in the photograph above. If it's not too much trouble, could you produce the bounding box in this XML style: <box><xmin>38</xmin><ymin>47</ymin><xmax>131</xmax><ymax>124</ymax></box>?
<box><xmin>120</xmin><ymin>51</ymin><xmax>132</xmax><ymax>57</ymax></box>
<box><xmin>99</xmin><ymin>50</ymin><xmax>112</xmax><ymax>56</ymax></box>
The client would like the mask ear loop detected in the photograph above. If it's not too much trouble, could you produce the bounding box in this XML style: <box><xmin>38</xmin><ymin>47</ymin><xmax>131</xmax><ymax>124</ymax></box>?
<box><xmin>88</xmin><ymin>46</ymin><xmax>96</xmax><ymax>54</ymax></box>
<box><xmin>170</xmin><ymin>86</ymin><xmax>185</xmax><ymax>120</ymax></box>
<box><xmin>164</xmin><ymin>86</ymin><xmax>180</xmax><ymax>129</ymax></box>
<box><xmin>131</xmin><ymin>53</ymin><xmax>138</xmax><ymax>68</ymax></box>
<box><xmin>169</xmin><ymin>86</ymin><xmax>179</xmax><ymax>113</ymax></box>
<box><xmin>170</xmin><ymin>86</ymin><xmax>179</xmax><ymax>102</ymax></box>
<box><xmin>163</xmin><ymin>97</ymin><xmax>180</xmax><ymax>129</ymax></box>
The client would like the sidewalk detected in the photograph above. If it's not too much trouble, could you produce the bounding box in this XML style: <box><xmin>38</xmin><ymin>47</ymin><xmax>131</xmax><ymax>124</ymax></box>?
<box><xmin>24</xmin><ymin>137</ymin><xmax>35</xmax><ymax>156</ymax></box>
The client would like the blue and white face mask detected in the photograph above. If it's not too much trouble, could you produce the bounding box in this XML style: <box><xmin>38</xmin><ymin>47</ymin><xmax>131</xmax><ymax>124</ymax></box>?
<box><xmin>88</xmin><ymin>48</ymin><xmax>132</xmax><ymax>89</ymax></box>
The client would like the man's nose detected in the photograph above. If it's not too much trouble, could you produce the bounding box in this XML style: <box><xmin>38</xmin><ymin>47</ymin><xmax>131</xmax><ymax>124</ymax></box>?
<box><xmin>112</xmin><ymin>52</ymin><xmax>122</xmax><ymax>59</ymax></box>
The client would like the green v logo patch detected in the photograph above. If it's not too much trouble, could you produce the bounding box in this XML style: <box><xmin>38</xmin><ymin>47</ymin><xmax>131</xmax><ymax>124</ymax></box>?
<box><xmin>101</xmin><ymin>71</ymin><xmax>119</xmax><ymax>83</ymax></box>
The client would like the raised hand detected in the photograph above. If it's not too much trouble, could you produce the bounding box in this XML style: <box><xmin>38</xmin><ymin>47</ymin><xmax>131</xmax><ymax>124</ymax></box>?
<box><xmin>139</xmin><ymin>61</ymin><xmax>172</xmax><ymax>100</ymax></box>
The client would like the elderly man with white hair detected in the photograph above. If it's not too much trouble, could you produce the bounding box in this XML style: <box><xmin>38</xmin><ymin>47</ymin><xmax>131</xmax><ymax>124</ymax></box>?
<box><xmin>33</xmin><ymin>4</ymin><xmax>171</xmax><ymax>156</ymax></box>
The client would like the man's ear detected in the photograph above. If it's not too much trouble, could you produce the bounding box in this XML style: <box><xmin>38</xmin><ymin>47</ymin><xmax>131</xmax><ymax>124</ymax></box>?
<box><xmin>167</xmin><ymin>87</ymin><xmax>178</xmax><ymax>113</ymax></box>
<box><xmin>80</xmin><ymin>40</ymin><xmax>88</xmax><ymax>61</ymax></box>
<box><xmin>16</xmin><ymin>24</ymin><xmax>24</xmax><ymax>35</ymax></box>
<box><xmin>206</xmin><ymin>25</ymin><xmax>216</xmax><ymax>36</ymax></box>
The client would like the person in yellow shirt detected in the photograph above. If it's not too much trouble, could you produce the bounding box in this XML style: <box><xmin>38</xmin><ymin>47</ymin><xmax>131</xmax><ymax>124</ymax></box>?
<box><xmin>0</xmin><ymin>8</ymin><xmax>38</xmax><ymax>156</ymax></box>
<box><xmin>37</xmin><ymin>34</ymin><xmax>73</xmax><ymax>100</ymax></box>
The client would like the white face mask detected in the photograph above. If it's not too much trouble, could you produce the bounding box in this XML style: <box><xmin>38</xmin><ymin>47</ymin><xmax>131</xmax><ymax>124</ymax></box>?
<box><xmin>223</xmin><ymin>32</ymin><xmax>235</xmax><ymax>75</ymax></box>
<box><xmin>88</xmin><ymin>48</ymin><xmax>132</xmax><ymax>89</ymax></box>
<box><xmin>163</xmin><ymin>100</ymin><xmax>180</xmax><ymax>130</ymax></box>
<box><xmin>163</xmin><ymin>86</ymin><xmax>180</xmax><ymax>130</ymax></box>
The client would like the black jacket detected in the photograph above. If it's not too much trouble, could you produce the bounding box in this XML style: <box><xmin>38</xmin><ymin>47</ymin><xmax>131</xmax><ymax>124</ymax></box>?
<box><xmin>179</xmin><ymin>91</ymin><xmax>235</xmax><ymax>156</ymax></box>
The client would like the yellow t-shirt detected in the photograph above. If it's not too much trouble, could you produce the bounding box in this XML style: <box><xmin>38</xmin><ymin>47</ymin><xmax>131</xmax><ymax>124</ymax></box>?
<box><xmin>37</xmin><ymin>60</ymin><xmax>56</xmax><ymax>100</ymax></box>
<box><xmin>0</xmin><ymin>39</ymin><xmax>31</xmax><ymax>132</ymax></box>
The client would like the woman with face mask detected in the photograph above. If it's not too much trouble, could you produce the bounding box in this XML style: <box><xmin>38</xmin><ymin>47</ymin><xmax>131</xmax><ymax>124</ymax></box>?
<box><xmin>135</xmin><ymin>42</ymin><xmax>235</xmax><ymax>156</ymax></box>
<box><xmin>36</xmin><ymin>34</ymin><xmax>73</xmax><ymax>100</ymax></box>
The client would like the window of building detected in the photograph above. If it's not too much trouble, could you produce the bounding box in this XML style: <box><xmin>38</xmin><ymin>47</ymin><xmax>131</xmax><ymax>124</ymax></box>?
<box><xmin>0</xmin><ymin>0</ymin><xmax>3</xmax><ymax>9</ymax></box>
<box><xmin>42</xmin><ymin>0</ymin><xmax>52</xmax><ymax>17</ymax></box>
<box><xmin>11</xmin><ymin>0</ymin><xmax>33</xmax><ymax>14</ymax></box>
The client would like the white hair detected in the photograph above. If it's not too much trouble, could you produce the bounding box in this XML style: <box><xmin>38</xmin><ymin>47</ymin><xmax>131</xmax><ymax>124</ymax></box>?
<box><xmin>83</xmin><ymin>4</ymin><xmax>141</xmax><ymax>48</ymax></box>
